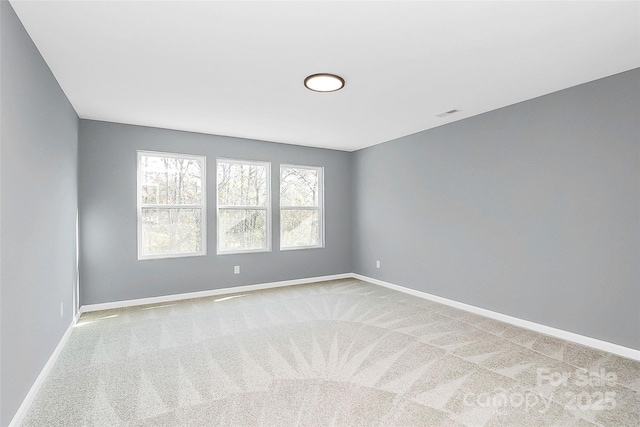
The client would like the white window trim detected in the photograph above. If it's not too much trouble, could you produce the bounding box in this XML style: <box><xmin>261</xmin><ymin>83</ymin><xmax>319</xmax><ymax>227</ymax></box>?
<box><xmin>216</xmin><ymin>157</ymin><xmax>272</xmax><ymax>255</ymax></box>
<box><xmin>280</xmin><ymin>164</ymin><xmax>325</xmax><ymax>251</ymax></box>
<box><xmin>137</xmin><ymin>150</ymin><xmax>207</xmax><ymax>260</ymax></box>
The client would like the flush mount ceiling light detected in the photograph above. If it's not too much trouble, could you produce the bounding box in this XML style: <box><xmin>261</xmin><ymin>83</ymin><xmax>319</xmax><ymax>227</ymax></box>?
<box><xmin>304</xmin><ymin>73</ymin><xmax>345</xmax><ymax>92</ymax></box>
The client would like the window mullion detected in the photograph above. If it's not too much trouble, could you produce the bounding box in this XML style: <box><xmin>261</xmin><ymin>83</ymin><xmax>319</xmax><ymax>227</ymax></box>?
<box><xmin>216</xmin><ymin>158</ymin><xmax>271</xmax><ymax>254</ymax></box>
<box><xmin>279</xmin><ymin>164</ymin><xmax>324</xmax><ymax>250</ymax></box>
<box><xmin>138</xmin><ymin>150</ymin><xmax>206</xmax><ymax>260</ymax></box>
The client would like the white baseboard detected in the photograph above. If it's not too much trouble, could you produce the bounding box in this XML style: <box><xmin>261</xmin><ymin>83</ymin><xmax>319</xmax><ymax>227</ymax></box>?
<box><xmin>13</xmin><ymin>274</ymin><xmax>350</xmax><ymax>424</ymax></box>
<box><xmin>11</xmin><ymin>271</ymin><xmax>638</xmax><ymax>426</ymax></box>
<box><xmin>80</xmin><ymin>272</ymin><xmax>640</xmax><ymax>361</ymax></box>
<box><xmin>79</xmin><ymin>273</ymin><xmax>352</xmax><ymax>314</ymax></box>
<box><xmin>9</xmin><ymin>311</ymin><xmax>80</xmax><ymax>427</ymax></box>
<box><xmin>352</xmin><ymin>274</ymin><xmax>640</xmax><ymax>362</ymax></box>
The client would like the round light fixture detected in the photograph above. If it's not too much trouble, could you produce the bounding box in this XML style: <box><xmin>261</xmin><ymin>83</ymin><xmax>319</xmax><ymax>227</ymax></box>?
<box><xmin>304</xmin><ymin>73</ymin><xmax>345</xmax><ymax>92</ymax></box>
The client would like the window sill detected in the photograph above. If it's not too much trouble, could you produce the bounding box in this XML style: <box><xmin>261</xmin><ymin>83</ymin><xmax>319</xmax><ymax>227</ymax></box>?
<box><xmin>138</xmin><ymin>252</ymin><xmax>206</xmax><ymax>261</ymax></box>
<box><xmin>280</xmin><ymin>245</ymin><xmax>324</xmax><ymax>251</ymax></box>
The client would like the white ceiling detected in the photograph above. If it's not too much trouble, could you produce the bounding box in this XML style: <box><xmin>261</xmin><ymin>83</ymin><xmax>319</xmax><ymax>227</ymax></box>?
<box><xmin>9</xmin><ymin>1</ymin><xmax>640</xmax><ymax>152</ymax></box>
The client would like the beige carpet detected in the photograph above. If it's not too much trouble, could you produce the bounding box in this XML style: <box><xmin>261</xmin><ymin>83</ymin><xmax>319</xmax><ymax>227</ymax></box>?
<box><xmin>22</xmin><ymin>279</ymin><xmax>639</xmax><ymax>426</ymax></box>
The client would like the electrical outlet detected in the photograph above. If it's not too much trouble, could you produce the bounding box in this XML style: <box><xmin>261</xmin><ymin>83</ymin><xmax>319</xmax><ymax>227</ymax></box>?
<box><xmin>234</xmin><ymin>265</ymin><xmax>240</xmax><ymax>275</ymax></box>
<box><xmin>60</xmin><ymin>302</ymin><xmax>64</xmax><ymax>318</ymax></box>
<box><xmin>376</xmin><ymin>260</ymin><xmax>381</xmax><ymax>269</ymax></box>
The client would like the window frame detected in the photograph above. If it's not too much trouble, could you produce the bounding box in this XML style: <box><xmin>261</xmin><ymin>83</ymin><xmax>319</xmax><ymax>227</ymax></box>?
<box><xmin>280</xmin><ymin>164</ymin><xmax>325</xmax><ymax>251</ymax></box>
<box><xmin>216</xmin><ymin>157</ymin><xmax>272</xmax><ymax>255</ymax></box>
<box><xmin>137</xmin><ymin>150</ymin><xmax>207</xmax><ymax>261</ymax></box>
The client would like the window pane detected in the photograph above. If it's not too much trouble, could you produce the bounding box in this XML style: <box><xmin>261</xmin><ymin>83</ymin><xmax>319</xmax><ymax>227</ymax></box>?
<box><xmin>141</xmin><ymin>208</ymin><xmax>202</xmax><ymax>256</ymax></box>
<box><xmin>141</xmin><ymin>155</ymin><xmax>203</xmax><ymax>205</ymax></box>
<box><xmin>281</xmin><ymin>209</ymin><xmax>319</xmax><ymax>248</ymax></box>
<box><xmin>217</xmin><ymin>161</ymin><xmax>268</xmax><ymax>206</ymax></box>
<box><xmin>280</xmin><ymin>167</ymin><xmax>319</xmax><ymax>207</ymax></box>
<box><xmin>219</xmin><ymin>209</ymin><xmax>267</xmax><ymax>252</ymax></box>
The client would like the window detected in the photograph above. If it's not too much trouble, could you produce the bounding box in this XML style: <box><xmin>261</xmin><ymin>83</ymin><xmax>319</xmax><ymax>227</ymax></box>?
<box><xmin>137</xmin><ymin>151</ymin><xmax>206</xmax><ymax>260</ymax></box>
<box><xmin>280</xmin><ymin>165</ymin><xmax>324</xmax><ymax>250</ymax></box>
<box><xmin>217</xmin><ymin>158</ymin><xmax>271</xmax><ymax>254</ymax></box>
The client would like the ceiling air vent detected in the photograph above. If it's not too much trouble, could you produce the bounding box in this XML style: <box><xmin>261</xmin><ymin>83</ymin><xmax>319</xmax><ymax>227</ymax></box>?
<box><xmin>435</xmin><ymin>109</ymin><xmax>460</xmax><ymax>118</ymax></box>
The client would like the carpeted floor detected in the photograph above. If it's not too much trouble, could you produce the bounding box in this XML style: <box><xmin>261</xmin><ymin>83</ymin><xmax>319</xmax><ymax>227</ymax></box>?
<box><xmin>22</xmin><ymin>278</ymin><xmax>639</xmax><ymax>426</ymax></box>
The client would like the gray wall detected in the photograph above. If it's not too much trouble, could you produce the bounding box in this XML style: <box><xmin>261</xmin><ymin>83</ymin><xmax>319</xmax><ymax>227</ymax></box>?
<box><xmin>1</xmin><ymin>4</ymin><xmax>636</xmax><ymax>419</ymax></box>
<box><xmin>0</xmin><ymin>1</ymin><xmax>79</xmax><ymax>425</ymax></box>
<box><xmin>78</xmin><ymin>120</ymin><xmax>352</xmax><ymax>305</ymax></box>
<box><xmin>353</xmin><ymin>68</ymin><xmax>640</xmax><ymax>350</ymax></box>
